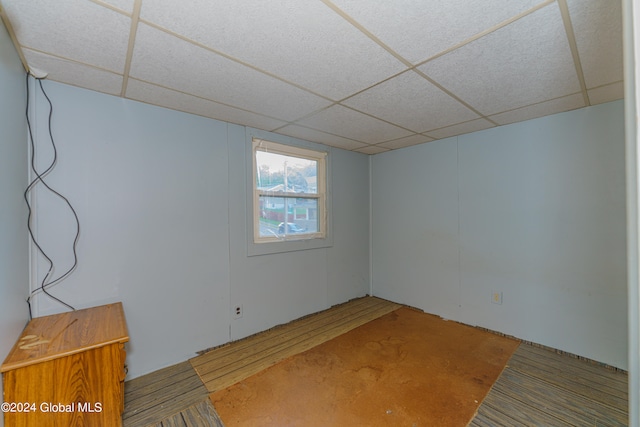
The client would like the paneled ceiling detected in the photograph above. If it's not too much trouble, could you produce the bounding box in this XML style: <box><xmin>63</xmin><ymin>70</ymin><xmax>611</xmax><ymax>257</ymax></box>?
<box><xmin>0</xmin><ymin>0</ymin><xmax>623</xmax><ymax>154</ymax></box>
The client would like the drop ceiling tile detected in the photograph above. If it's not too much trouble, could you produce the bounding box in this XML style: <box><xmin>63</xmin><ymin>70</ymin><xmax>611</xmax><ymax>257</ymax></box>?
<box><xmin>419</xmin><ymin>3</ymin><xmax>580</xmax><ymax>116</ymax></box>
<box><xmin>354</xmin><ymin>145</ymin><xmax>390</xmax><ymax>155</ymax></box>
<box><xmin>2</xmin><ymin>0</ymin><xmax>130</xmax><ymax>73</ymax></box>
<box><xmin>23</xmin><ymin>49</ymin><xmax>123</xmax><ymax>95</ymax></box>
<box><xmin>94</xmin><ymin>0</ymin><xmax>136</xmax><ymax>13</ymax></box>
<box><xmin>343</xmin><ymin>70</ymin><xmax>479</xmax><ymax>133</ymax></box>
<box><xmin>426</xmin><ymin>118</ymin><xmax>495</xmax><ymax>140</ymax></box>
<box><xmin>275</xmin><ymin>125</ymin><xmax>368</xmax><ymax>151</ymax></box>
<box><xmin>488</xmin><ymin>93</ymin><xmax>585</xmax><ymax>125</ymax></box>
<box><xmin>566</xmin><ymin>0</ymin><xmax>623</xmax><ymax>89</ymax></box>
<box><xmin>588</xmin><ymin>81</ymin><xmax>624</xmax><ymax>105</ymax></box>
<box><xmin>376</xmin><ymin>134</ymin><xmax>434</xmax><ymax>150</ymax></box>
<box><xmin>330</xmin><ymin>0</ymin><xmax>545</xmax><ymax>64</ymax></box>
<box><xmin>130</xmin><ymin>23</ymin><xmax>332</xmax><ymax>122</ymax></box>
<box><xmin>126</xmin><ymin>79</ymin><xmax>288</xmax><ymax>131</ymax></box>
<box><xmin>139</xmin><ymin>0</ymin><xmax>406</xmax><ymax>100</ymax></box>
<box><xmin>296</xmin><ymin>105</ymin><xmax>413</xmax><ymax>144</ymax></box>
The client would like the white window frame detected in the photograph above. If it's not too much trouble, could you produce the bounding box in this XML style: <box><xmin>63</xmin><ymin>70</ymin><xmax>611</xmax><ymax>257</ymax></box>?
<box><xmin>252</xmin><ymin>138</ymin><xmax>327</xmax><ymax>244</ymax></box>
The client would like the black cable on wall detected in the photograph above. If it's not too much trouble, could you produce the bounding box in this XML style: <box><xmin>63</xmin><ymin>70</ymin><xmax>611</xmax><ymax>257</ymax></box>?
<box><xmin>24</xmin><ymin>73</ymin><xmax>80</xmax><ymax>319</ymax></box>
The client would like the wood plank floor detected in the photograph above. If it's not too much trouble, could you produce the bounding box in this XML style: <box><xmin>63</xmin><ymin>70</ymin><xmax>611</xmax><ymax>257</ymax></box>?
<box><xmin>470</xmin><ymin>344</ymin><xmax>628</xmax><ymax>426</ymax></box>
<box><xmin>123</xmin><ymin>361</ymin><xmax>222</xmax><ymax>427</ymax></box>
<box><xmin>190</xmin><ymin>296</ymin><xmax>402</xmax><ymax>393</ymax></box>
<box><xmin>123</xmin><ymin>296</ymin><xmax>629</xmax><ymax>426</ymax></box>
<box><xmin>143</xmin><ymin>400</ymin><xmax>224</xmax><ymax>427</ymax></box>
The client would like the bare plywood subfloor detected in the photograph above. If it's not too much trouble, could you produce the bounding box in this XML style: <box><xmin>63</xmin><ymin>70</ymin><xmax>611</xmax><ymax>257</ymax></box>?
<box><xmin>123</xmin><ymin>295</ymin><xmax>628</xmax><ymax>426</ymax></box>
<box><xmin>210</xmin><ymin>306</ymin><xmax>519</xmax><ymax>426</ymax></box>
<box><xmin>190</xmin><ymin>296</ymin><xmax>401</xmax><ymax>393</ymax></box>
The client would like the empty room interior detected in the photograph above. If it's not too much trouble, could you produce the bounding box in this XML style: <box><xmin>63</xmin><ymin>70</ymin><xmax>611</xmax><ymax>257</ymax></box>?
<box><xmin>0</xmin><ymin>0</ymin><xmax>638</xmax><ymax>426</ymax></box>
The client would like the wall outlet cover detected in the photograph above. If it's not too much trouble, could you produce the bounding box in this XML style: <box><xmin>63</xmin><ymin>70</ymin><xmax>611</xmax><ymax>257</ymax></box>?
<box><xmin>233</xmin><ymin>305</ymin><xmax>243</xmax><ymax>319</ymax></box>
<box><xmin>491</xmin><ymin>291</ymin><xmax>503</xmax><ymax>305</ymax></box>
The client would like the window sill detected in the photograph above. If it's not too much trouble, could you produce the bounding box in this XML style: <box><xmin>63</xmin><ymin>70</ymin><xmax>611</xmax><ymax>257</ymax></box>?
<box><xmin>247</xmin><ymin>235</ymin><xmax>333</xmax><ymax>256</ymax></box>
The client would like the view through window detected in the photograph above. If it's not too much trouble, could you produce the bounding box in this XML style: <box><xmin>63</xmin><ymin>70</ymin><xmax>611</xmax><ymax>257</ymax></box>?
<box><xmin>253</xmin><ymin>139</ymin><xmax>326</xmax><ymax>243</ymax></box>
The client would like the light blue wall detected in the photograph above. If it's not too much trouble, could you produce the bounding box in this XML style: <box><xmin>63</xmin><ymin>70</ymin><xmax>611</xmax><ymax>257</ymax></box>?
<box><xmin>27</xmin><ymin>81</ymin><xmax>231</xmax><ymax>378</ymax></box>
<box><xmin>372</xmin><ymin>101</ymin><xmax>627</xmax><ymax>369</ymax></box>
<box><xmin>227</xmin><ymin>125</ymin><xmax>370</xmax><ymax>340</ymax></box>
<box><xmin>0</xmin><ymin>19</ymin><xmax>29</xmax><ymax>427</ymax></box>
<box><xmin>326</xmin><ymin>148</ymin><xmax>371</xmax><ymax>304</ymax></box>
<box><xmin>27</xmin><ymin>81</ymin><xmax>370</xmax><ymax>378</ymax></box>
<box><xmin>372</xmin><ymin>137</ymin><xmax>460</xmax><ymax>318</ymax></box>
<box><xmin>14</xmin><ymin>50</ymin><xmax>625</xmax><ymax>379</ymax></box>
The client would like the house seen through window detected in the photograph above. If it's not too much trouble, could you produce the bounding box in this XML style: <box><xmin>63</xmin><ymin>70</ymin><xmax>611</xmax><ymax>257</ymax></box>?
<box><xmin>253</xmin><ymin>138</ymin><xmax>326</xmax><ymax>243</ymax></box>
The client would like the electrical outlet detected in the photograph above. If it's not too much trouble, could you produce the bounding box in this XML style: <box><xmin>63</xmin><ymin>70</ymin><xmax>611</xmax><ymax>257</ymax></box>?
<box><xmin>491</xmin><ymin>291</ymin><xmax>503</xmax><ymax>305</ymax></box>
<box><xmin>233</xmin><ymin>305</ymin><xmax>243</xmax><ymax>319</ymax></box>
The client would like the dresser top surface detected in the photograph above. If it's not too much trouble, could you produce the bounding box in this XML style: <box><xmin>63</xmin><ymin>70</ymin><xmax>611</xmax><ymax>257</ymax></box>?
<box><xmin>1</xmin><ymin>302</ymin><xmax>129</xmax><ymax>372</ymax></box>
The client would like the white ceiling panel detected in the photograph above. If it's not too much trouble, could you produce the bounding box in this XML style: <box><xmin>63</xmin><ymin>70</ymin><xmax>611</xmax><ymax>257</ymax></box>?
<box><xmin>129</xmin><ymin>23</ymin><xmax>332</xmax><ymax>122</ymax></box>
<box><xmin>94</xmin><ymin>0</ymin><xmax>136</xmax><ymax>14</ymax></box>
<box><xmin>588</xmin><ymin>81</ymin><xmax>625</xmax><ymax>106</ymax></box>
<box><xmin>2</xmin><ymin>0</ymin><xmax>130</xmax><ymax>73</ymax></box>
<box><xmin>376</xmin><ymin>134</ymin><xmax>435</xmax><ymax>150</ymax></box>
<box><xmin>330</xmin><ymin>0</ymin><xmax>547</xmax><ymax>64</ymax></box>
<box><xmin>139</xmin><ymin>0</ymin><xmax>407</xmax><ymax>101</ymax></box>
<box><xmin>418</xmin><ymin>3</ymin><xmax>581</xmax><ymax>116</ymax></box>
<box><xmin>126</xmin><ymin>79</ymin><xmax>289</xmax><ymax>131</ymax></box>
<box><xmin>489</xmin><ymin>93</ymin><xmax>585</xmax><ymax>126</ymax></box>
<box><xmin>355</xmin><ymin>145</ymin><xmax>390</xmax><ymax>155</ymax></box>
<box><xmin>23</xmin><ymin>49</ymin><xmax>124</xmax><ymax>96</ymax></box>
<box><xmin>344</xmin><ymin>70</ymin><xmax>479</xmax><ymax>133</ymax></box>
<box><xmin>566</xmin><ymin>0</ymin><xmax>623</xmax><ymax>89</ymax></box>
<box><xmin>0</xmin><ymin>0</ymin><xmax>624</xmax><ymax>154</ymax></box>
<box><xmin>296</xmin><ymin>105</ymin><xmax>413</xmax><ymax>144</ymax></box>
<box><xmin>276</xmin><ymin>125</ymin><xmax>368</xmax><ymax>151</ymax></box>
<box><xmin>426</xmin><ymin>119</ymin><xmax>496</xmax><ymax>140</ymax></box>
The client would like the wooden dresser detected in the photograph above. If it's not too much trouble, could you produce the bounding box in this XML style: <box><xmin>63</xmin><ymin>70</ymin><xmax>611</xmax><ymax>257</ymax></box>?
<box><xmin>1</xmin><ymin>302</ymin><xmax>129</xmax><ymax>427</ymax></box>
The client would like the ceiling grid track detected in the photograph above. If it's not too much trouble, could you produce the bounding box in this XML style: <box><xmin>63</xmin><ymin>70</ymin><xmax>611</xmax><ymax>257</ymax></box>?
<box><xmin>120</xmin><ymin>0</ymin><xmax>143</xmax><ymax>98</ymax></box>
<box><xmin>413</xmin><ymin>0</ymin><xmax>557</xmax><ymax>69</ymax></box>
<box><xmin>557</xmin><ymin>0</ymin><xmax>591</xmax><ymax>106</ymax></box>
<box><xmin>0</xmin><ymin>0</ymin><xmax>623</xmax><ymax>153</ymax></box>
<box><xmin>138</xmin><ymin>19</ymin><xmax>336</xmax><ymax>104</ymax></box>
<box><xmin>0</xmin><ymin>3</ymin><xmax>28</xmax><ymax>73</ymax></box>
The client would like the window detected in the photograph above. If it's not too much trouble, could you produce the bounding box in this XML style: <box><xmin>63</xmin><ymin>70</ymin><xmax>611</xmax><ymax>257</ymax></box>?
<box><xmin>253</xmin><ymin>138</ymin><xmax>327</xmax><ymax>243</ymax></box>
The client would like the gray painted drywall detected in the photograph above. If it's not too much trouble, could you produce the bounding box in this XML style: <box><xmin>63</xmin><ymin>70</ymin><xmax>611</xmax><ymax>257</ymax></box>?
<box><xmin>326</xmin><ymin>147</ymin><xmax>370</xmax><ymax>305</ymax></box>
<box><xmin>27</xmin><ymin>81</ymin><xmax>370</xmax><ymax>378</ymax></box>
<box><xmin>227</xmin><ymin>125</ymin><xmax>370</xmax><ymax>340</ymax></box>
<box><xmin>0</xmin><ymin>18</ymin><xmax>29</xmax><ymax>427</ymax></box>
<box><xmin>372</xmin><ymin>101</ymin><xmax>627</xmax><ymax>369</ymax></box>
<box><xmin>28</xmin><ymin>81</ymin><xmax>232</xmax><ymax>379</ymax></box>
<box><xmin>371</xmin><ymin>136</ymin><xmax>460</xmax><ymax>319</ymax></box>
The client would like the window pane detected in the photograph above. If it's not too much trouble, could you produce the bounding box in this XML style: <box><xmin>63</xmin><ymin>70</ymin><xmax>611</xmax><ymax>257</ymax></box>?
<box><xmin>258</xmin><ymin>196</ymin><xmax>319</xmax><ymax>237</ymax></box>
<box><xmin>256</xmin><ymin>151</ymin><xmax>318</xmax><ymax>195</ymax></box>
